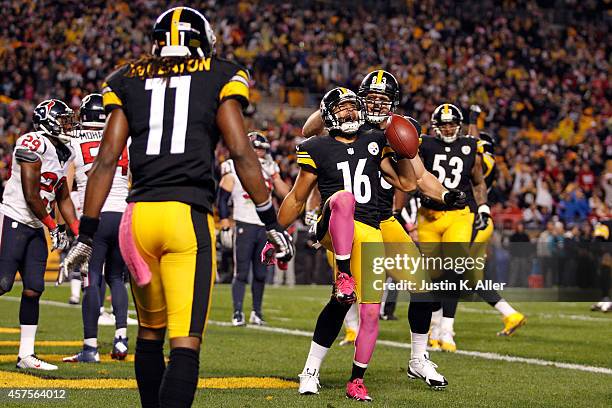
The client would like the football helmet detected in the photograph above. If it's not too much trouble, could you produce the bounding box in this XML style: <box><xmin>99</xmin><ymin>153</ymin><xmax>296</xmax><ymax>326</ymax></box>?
<box><xmin>248</xmin><ymin>131</ymin><xmax>270</xmax><ymax>151</ymax></box>
<box><xmin>479</xmin><ymin>131</ymin><xmax>495</xmax><ymax>155</ymax></box>
<box><xmin>32</xmin><ymin>99</ymin><xmax>76</xmax><ymax>144</ymax></box>
<box><xmin>358</xmin><ymin>70</ymin><xmax>400</xmax><ymax>124</ymax></box>
<box><xmin>320</xmin><ymin>87</ymin><xmax>364</xmax><ymax>136</ymax></box>
<box><xmin>152</xmin><ymin>7</ymin><xmax>216</xmax><ymax>58</ymax></box>
<box><xmin>431</xmin><ymin>103</ymin><xmax>463</xmax><ymax>143</ymax></box>
<box><xmin>79</xmin><ymin>94</ymin><xmax>105</xmax><ymax>129</ymax></box>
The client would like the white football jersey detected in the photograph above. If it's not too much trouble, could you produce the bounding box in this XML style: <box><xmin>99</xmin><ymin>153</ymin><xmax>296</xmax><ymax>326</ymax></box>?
<box><xmin>0</xmin><ymin>132</ymin><xmax>75</xmax><ymax>228</ymax></box>
<box><xmin>220</xmin><ymin>158</ymin><xmax>279</xmax><ymax>225</ymax></box>
<box><xmin>70</xmin><ymin>129</ymin><xmax>129</xmax><ymax>213</ymax></box>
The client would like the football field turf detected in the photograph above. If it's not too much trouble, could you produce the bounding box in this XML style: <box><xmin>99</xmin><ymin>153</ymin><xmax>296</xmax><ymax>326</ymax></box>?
<box><xmin>0</xmin><ymin>283</ymin><xmax>610</xmax><ymax>407</ymax></box>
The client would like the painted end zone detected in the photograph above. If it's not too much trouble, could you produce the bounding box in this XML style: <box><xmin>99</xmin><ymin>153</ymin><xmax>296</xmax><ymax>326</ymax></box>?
<box><xmin>0</xmin><ymin>371</ymin><xmax>297</xmax><ymax>389</ymax></box>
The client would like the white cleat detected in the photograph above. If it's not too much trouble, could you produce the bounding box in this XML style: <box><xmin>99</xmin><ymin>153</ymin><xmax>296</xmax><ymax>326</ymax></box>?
<box><xmin>127</xmin><ymin>316</ymin><xmax>139</xmax><ymax>326</ymax></box>
<box><xmin>98</xmin><ymin>311</ymin><xmax>116</xmax><ymax>326</ymax></box>
<box><xmin>298</xmin><ymin>370</ymin><xmax>321</xmax><ymax>395</ymax></box>
<box><xmin>439</xmin><ymin>329</ymin><xmax>457</xmax><ymax>352</ymax></box>
<box><xmin>249</xmin><ymin>311</ymin><xmax>266</xmax><ymax>326</ymax></box>
<box><xmin>16</xmin><ymin>354</ymin><xmax>58</xmax><ymax>371</ymax></box>
<box><xmin>407</xmin><ymin>353</ymin><xmax>448</xmax><ymax>390</ymax></box>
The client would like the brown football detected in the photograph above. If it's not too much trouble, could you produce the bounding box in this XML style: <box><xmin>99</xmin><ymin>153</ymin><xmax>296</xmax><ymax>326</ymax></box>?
<box><xmin>384</xmin><ymin>114</ymin><xmax>419</xmax><ymax>159</ymax></box>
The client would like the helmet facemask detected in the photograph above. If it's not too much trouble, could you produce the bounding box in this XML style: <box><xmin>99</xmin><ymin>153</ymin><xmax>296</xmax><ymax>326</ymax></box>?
<box><xmin>431</xmin><ymin>103</ymin><xmax>463</xmax><ymax>143</ymax></box>
<box><xmin>434</xmin><ymin>122</ymin><xmax>461</xmax><ymax>143</ymax></box>
<box><xmin>363</xmin><ymin>93</ymin><xmax>394</xmax><ymax>124</ymax></box>
<box><xmin>322</xmin><ymin>98</ymin><xmax>364</xmax><ymax>137</ymax></box>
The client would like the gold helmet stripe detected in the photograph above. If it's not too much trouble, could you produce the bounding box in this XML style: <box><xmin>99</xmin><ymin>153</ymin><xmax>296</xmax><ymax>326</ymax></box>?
<box><xmin>339</xmin><ymin>87</ymin><xmax>348</xmax><ymax>95</ymax></box>
<box><xmin>376</xmin><ymin>70</ymin><xmax>384</xmax><ymax>84</ymax></box>
<box><xmin>170</xmin><ymin>7</ymin><xmax>184</xmax><ymax>46</ymax></box>
<box><xmin>443</xmin><ymin>104</ymin><xmax>450</xmax><ymax>114</ymax></box>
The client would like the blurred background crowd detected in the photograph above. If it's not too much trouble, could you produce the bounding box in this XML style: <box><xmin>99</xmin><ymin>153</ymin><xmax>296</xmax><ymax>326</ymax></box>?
<box><xmin>0</xmin><ymin>0</ymin><xmax>610</xmax><ymax>243</ymax></box>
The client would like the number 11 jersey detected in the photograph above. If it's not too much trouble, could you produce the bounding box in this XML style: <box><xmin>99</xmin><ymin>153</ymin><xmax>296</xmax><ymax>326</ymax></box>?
<box><xmin>102</xmin><ymin>57</ymin><xmax>250</xmax><ymax>212</ymax></box>
<box><xmin>296</xmin><ymin>124</ymin><xmax>393</xmax><ymax>229</ymax></box>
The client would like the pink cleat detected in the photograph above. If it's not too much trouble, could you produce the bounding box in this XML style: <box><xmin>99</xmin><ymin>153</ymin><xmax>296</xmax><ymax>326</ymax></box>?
<box><xmin>334</xmin><ymin>272</ymin><xmax>356</xmax><ymax>304</ymax></box>
<box><xmin>346</xmin><ymin>378</ymin><xmax>372</xmax><ymax>402</ymax></box>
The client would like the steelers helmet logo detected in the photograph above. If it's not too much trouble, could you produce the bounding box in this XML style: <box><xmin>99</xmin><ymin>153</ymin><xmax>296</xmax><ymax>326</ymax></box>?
<box><xmin>462</xmin><ymin>145</ymin><xmax>471</xmax><ymax>155</ymax></box>
<box><xmin>368</xmin><ymin>142</ymin><xmax>380</xmax><ymax>155</ymax></box>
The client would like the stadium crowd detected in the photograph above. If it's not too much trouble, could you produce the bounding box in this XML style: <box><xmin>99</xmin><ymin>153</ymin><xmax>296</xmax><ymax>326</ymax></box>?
<box><xmin>0</xmin><ymin>0</ymin><xmax>610</xmax><ymax>234</ymax></box>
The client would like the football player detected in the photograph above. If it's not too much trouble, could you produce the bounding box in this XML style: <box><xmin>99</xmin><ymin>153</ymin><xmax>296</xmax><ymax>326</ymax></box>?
<box><xmin>418</xmin><ymin>103</ymin><xmax>489</xmax><ymax>352</ymax></box>
<box><xmin>62</xmin><ymin>93</ymin><xmax>131</xmax><ymax>363</ymax></box>
<box><xmin>62</xmin><ymin>7</ymin><xmax>293</xmax><ymax>408</ymax></box>
<box><xmin>302</xmin><ymin>70</ymin><xmax>461</xmax><ymax>389</ymax></box>
<box><xmin>283</xmin><ymin>87</ymin><xmax>458</xmax><ymax>401</ymax></box>
<box><xmin>218</xmin><ymin>131</ymin><xmax>290</xmax><ymax>326</ymax></box>
<box><xmin>0</xmin><ymin>99</ymin><xmax>79</xmax><ymax>370</ymax></box>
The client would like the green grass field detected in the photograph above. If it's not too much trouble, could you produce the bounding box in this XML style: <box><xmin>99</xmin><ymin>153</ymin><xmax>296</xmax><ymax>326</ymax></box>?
<box><xmin>0</xmin><ymin>283</ymin><xmax>610</xmax><ymax>407</ymax></box>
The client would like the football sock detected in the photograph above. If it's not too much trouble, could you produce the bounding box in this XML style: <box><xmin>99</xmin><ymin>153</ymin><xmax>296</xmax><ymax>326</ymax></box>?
<box><xmin>231</xmin><ymin>276</ymin><xmax>247</xmax><ymax>313</ymax></box>
<box><xmin>159</xmin><ymin>347</ymin><xmax>199</xmax><ymax>408</ymax></box>
<box><xmin>411</xmin><ymin>332</ymin><xmax>429</xmax><ymax>359</ymax></box>
<box><xmin>354</xmin><ymin>303</ymin><xmax>379</xmax><ymax>366</ymax></box>
<box><xmin>115</xmin><ymin>328</ymin><xmax>127</xmax><ymax>339</ymax></box>
<box><xmin>18</xmin><ymin>325</ymin><xmax>37</xmax><ymax>358</ymax></box>
<box><xmin>84</xmin><ymin>338</ymin><xmax>98</xmax><ymax>348</ymax></box>
<box><xmin>83</xmin><ymin>284</ymin><xmax>100</xmax><ymax>339</ymax></box>
<box><xmin>251</xmin><ymin>265</ymin><xmax>266</xmax><ymax>314</ymax></box>
<box><xmin>442</xmin><ymin>298</ymin><xmax>458</xmax><ymax>318</ymax></box>
<box><xmin>302</xmin><ymin>341</ymin><xmax>329</xmax><ymax>375</ymax></box>
<box><xmin>328</xmin><ymin>191</ymin><xmax>355</xmax><ymax>274</ymax></box>
<box><xmin>476</xmin><ymin>288</ymin><xmax>503</xmax><ymax>307</ymax></box>
<box><xmin>494</xmin><ymin>300</ymin><xmax>517</xmax><ymax>317</ymax></box>
<box><xmin>431</xmin><ymin>308</ymin><xmax>442</xmax><ymax>328</ymax></box>
<box><xmin>408</xmin><ymin>300</ymin><xmax>432</xmax><ymax>334</ymax></box>
<box><xmin>70</xmin><ymin>279</ymin><xmax>81</xmax><ymax>300</ymax></box>
<box><xmin>350</xmin><ymin>360</ymin><xmax>368</xmax><ymax>381</ymax></box>
<box><xmin>108</xmin><ymin>272</ymin><xmax>128</xmax><ymax>329</ymax></box>
<box><xmin>441</xmin><ymin>317</ymin><xmax>454</xmax><ymax>333</ymax></box>
<box><xmin>344</xmin><ymin>303</ymin><xmax>359</xmax><ymax>332</ymax></box>
<box><xmin>19</xmin><ymin>293</ymin><xmax>39</xmax><ymax>325</ymax></box>
<box><xmin>312</xmin><ymin>297</ymin><xmax>351</xmax><ymax>348</ymax></box>
<box><xmin>135</xmin><ymin>338</ymin><xmax>165</xmax><ymax>408</ymax></box>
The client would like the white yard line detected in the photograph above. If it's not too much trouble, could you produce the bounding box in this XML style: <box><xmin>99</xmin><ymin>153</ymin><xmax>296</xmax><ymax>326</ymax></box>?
<box><xmin>458</xmin><ymin>305</ymin><xmax>612</xmax><ymax>322</ymax></box>
<box><xmin>1</xmin><ymin>296</ymin><xmax>610</xmax><ymax>375</ymax></box>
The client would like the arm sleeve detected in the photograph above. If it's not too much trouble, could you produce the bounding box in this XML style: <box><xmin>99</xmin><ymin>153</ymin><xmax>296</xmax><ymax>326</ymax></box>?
<box><xmin>217</xmin><ymin>187</ymin><xmax>232</xmax><ymax>220</ymax></box>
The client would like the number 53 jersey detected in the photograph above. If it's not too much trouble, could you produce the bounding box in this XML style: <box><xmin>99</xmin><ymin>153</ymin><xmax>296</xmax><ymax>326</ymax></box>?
<box><xmin>296</xmin><ymin>125</ymin><xmax>393</xmax><ymax>229</ymax></box>
<box><xmin>419</xmin><ymin>135</ymin><xmax>478</xmax><ymax>211</ymax></box>
<box><xmin>102</xmin><ymin>57</ymin><xmax>250</xmax><ymax>212</ymax></box>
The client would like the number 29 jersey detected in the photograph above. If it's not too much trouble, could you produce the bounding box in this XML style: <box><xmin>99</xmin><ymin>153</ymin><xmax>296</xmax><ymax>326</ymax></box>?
<box><xmin>419</xmin><ymin>135</ymin><xmax>478</xmax><ymax>211</ymax></box>
<box><xmin>0</xmin><ymin>132</ymin><xmax>74</xmax><ymax>228</ymax></box>
<box><xmin>102</xmin><ymin>57</ymin><xmax>250</xmax><ymax>213</ymax></box>
<box><xmin>70</xmin><ymin>129</ymin><xmax>129</xmax><ymax>214</ymax></box>
<box><xmin>296</xmin><ymin>125</ymin><xmax>393</xmax><ymax>229</ymax></box>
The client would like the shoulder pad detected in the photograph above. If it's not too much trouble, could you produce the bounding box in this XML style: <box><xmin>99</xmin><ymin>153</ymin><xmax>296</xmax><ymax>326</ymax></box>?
<box><xmin>15</xmin><ymin>148</ymin><xmax>41</xmax><ymax>163</ymax></box>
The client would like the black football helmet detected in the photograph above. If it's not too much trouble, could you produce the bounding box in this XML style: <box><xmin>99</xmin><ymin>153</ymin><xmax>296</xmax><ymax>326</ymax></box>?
<box><xmin>248</xmin><ymin>131</ymin><xmax>270</xmax><ymax>151</ymax></box>
<box><xmin>320</xmin><ymin>87</ymin><xmax>364</xmax><ymax>136</ymax></box>
<box><xmin>358</xmin><ymin>70</ymin><xmax>400</xmax><ymax>124</ymax></box>
<box><xmin>79</xmin><ymin>94</ymin><xmax>105</xmax><ymax>129</ymax></box>
<box><xmin>32</xmin><ymin>99</ymin><xmax>76</xmax><ymax>144</ymax></box>
<box><xmin>431</xmin><ymin>103</ymin><xmax>463</xmax><ymax>143</ymax></box>
<box><xmin>152</xmin><ymin>7</ymin><xmax>216</xmax><ymax>58</ymax></box>
<box><xmin>479</xmin><ymin>131</ymin><xmax>495</xmax><ymax>155</ymax></box>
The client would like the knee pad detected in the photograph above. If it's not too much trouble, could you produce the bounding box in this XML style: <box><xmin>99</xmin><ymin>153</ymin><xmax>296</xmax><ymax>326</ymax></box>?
<box><xmin>22</xmin><ymin>289</ymin><xmax>42</xmax><ymax>299</ymax></box>
<box><xmin>329</xmin><ymin>191</ymin><xmax>356</xmax><ymax>215</ymax></box>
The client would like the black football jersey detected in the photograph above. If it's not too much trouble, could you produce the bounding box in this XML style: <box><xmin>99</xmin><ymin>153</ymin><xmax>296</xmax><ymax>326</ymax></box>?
<box><xmin>102</xmin><ymin>57</ymin><xmax>250</xmax><ymax>212</ymax></box>
<box><xmin>296</xmin><ymin>124</ymin><xmax>392</xmax><ymax>229</ymax></box>
<box><xmin>419</xmin><ymin>135</ymin><xmax>478</xmax><ymax>211</ymax></box>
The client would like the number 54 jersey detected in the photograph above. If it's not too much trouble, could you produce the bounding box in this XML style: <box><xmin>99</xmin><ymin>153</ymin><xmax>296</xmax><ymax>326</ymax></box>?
<box><xmin>0</xmin><ymin>132</ymin><xmax>74</xmax><ymax>228</ymax></box>
<box><xmin>70</xmin><ymin>129</ymin><xmax>129</xmax><ymax>214</ymax></box>
<box><xmin>296</xmin><ymin>125</ymin><xmax>393</xmax><ymax>229</ymax></box>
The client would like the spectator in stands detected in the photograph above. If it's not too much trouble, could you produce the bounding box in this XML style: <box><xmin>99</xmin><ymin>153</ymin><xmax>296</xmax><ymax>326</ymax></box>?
<box><xmin>508</xmin><ymin>222</ymin><xmax>532</xmax><ymax>287</ymax></box>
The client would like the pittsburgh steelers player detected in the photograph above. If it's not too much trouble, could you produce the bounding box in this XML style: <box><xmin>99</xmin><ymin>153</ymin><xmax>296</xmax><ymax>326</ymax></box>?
<box><xmin>302</xmin><ymin>70</ymin><xmax>464</xmax><ymax>390</ymax></box>
<box><xmin>63</xmin><ymin>7</ymin><xmax>293</xmax><ymax>407</ymax></box>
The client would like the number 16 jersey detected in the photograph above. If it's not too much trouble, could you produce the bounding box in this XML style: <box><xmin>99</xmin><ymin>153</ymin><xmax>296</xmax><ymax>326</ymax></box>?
<box><xmin>296</xmin><ymin>124</ymin><xmax>393</xmax><ymax>229</ymax></box>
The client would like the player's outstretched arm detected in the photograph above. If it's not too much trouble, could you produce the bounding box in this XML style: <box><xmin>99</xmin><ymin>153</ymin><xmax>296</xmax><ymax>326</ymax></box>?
<box><xmin>302</xmin><ymin>110</ymin><xmax>325</xmax><ymax>137</ymax></box>
<box><xmin>83</xmin><ymin>109</ymin><xmax>129</xmax><ymax>219</ymax></box>
<box><xmin>380</xmin><ymin>157</ymin><xmax>417</xmax><ymax>192</ymax></box>
<box><xmin>278</xmin><ymin>169</ymin><xmax>318</xmax><ymax>228</ymax></box>
<box><xmin>218</xmin><ymin>99</ymin><xmax>270</xmax><ymax>206</ymax></box>
<box><xmin>410</xmin><ymin>154</ymin><xmax>448</xmax><ymax>202</ymax></box>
